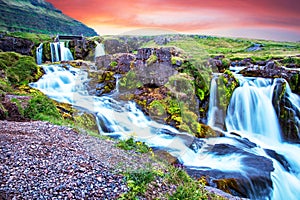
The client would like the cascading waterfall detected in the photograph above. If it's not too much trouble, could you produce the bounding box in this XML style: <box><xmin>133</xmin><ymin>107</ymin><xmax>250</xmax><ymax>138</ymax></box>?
<box><xmin>226</xmin><ymin>77</ymin><xmax>282</xmax><ymax>144</ymax></box>
<box><xmin>30</xmin><ymin>64</ymin><xmax>300</xmax><ymax>199</ymax></box>
<box><xmin>224</xmin><ymin>75</ymin><xmax>300</xmax><ymax>199</ymax></box>
<box><xmin>94</xmin><ymin>41</ymin><xmax>105</xmax><ymax>61</ymax></box>
<box><xmin>50</xmin><ymin>42</ymin><xmax>74</xmax><ymax>62</ymax></box>
<box><xmin>36</xmin><ymin>43</ymin><xmax>43</xmax><ymax>65</ymax></box>
<box><xmin>207</xmin><ymin>73</ymin><xmax>226</xmax><ymax>129</ymax></box>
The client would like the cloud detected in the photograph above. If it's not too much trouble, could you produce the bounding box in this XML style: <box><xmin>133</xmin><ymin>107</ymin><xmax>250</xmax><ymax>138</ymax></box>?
<box><xmin>47</xmin><ymin>0</ymin><xmax>300</xmax><ymax>40</ymax></box>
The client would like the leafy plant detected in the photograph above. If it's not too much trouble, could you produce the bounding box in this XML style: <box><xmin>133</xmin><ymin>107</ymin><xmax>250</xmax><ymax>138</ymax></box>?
<box><xmin>116</xmin><ymin>137</ymin><xmax>151</xmax><ymax>153</ymax></box>
<box><xmin>24</xmin><ymin>93</ymin><xmax>62</xmax><ymax>122</ymax></box>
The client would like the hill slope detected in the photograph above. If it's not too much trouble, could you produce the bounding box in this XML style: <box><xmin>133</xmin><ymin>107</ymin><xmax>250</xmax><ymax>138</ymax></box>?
<box><xmin>0</xmin><ymin>0</ymin><xmax>97</xmax><ymax>36</ymax></box>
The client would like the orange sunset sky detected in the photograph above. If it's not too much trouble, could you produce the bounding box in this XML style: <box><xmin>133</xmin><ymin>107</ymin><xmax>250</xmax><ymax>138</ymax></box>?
<box><xmin>47</xmin><ymin>0</ymin><xmax>300</xmax><ymax>41</ymax></box>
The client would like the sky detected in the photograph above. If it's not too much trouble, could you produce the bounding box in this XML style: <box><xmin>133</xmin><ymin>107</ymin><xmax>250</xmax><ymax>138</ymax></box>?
<box><xmin>47</xmin><ymin>0</ymin><xmax>300</xmax><ymax>41</ymax></box>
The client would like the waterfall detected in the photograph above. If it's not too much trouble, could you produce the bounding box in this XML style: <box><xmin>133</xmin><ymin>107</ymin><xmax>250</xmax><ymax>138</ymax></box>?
<box><xmin>94</xmin><ymin>41</ymin><xmax>105</xmax><ymax>61</ymax></box>
<box><xmin>207</xmin><ymin>74</ymin><xmax>226</xmax><ymax>129</ymax></box>
<box><xmin>224</xmin><ymin>75</ymin><xmax>300</xmax><ymax>199</ymax></box>
<box><xmin>30</xmin><ymin>64</ymin><xmax>300</xmax><ymax>199</ymax></box>
<box><xmin>225</xmin><ymin>77</ymin><xmax>282</xmax><ymax>144</ymax></box>
<box><xmin>36</xmin><ymin>43</ymin><xmax>43</xmax><ymax>65</ymax></box>
<box><xmin>50</xmin><ymin>42</ymin><xmax>74</xmax><ymax>62</ymax></box>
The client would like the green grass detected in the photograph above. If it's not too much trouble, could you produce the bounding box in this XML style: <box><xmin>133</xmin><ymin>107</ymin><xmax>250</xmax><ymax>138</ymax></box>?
<box><xmin>0</xmin><ymin>52</ymin><xmax>41</xmax><ymax>86</ymax></box>
<box><xmin>116</xmin><ymin>137</ymin><xmax>151</xmax><ymax>153</ymax></box>
<box><xmin>5</xmin><ymin>32</ymin><xmax>52</xmax><ymax>44</ymax></box>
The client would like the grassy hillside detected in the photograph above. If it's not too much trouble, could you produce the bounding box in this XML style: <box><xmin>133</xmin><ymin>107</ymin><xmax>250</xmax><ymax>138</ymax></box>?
<box><xmin>0</xmin><ymin>0</ymin><xmax>97</xmax><ymax>36</ymax></box>
<box><xmin>138</xmin><ymin>35</ymin><xmax>300</xmax><ymax>61</ymax></box>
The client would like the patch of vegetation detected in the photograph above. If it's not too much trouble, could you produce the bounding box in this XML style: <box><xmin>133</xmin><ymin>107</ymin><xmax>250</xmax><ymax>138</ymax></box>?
<box><xmin>110</xmin><ymin>61</ymin><xmax>118</xmax><ymax>67</ymax></box>
<box><xmin>119</xmin><ymin>159</ymin><xmax>221</xmax><ymax>200</ymax></box>
<box><xmin>24</xmin><ymin>93</ymin><xmax>62</xmax><ymax>123</ymax></box>
<box><xmin>119</xmin><ymin>70</ymin><xmax>143</xmax><ymax>90</ymax></box>
<box><xmin>0</xmin><ymin>52</ymin><xmax>42</xmax><ymax>86</ymax></box>
<box><xmin>146</xmin><ymin>54</ymin><xmax>157</xmax><ymax>65</ymax></box>
<box><xmin>116</xmin><ymin>137</ymin><xmax>151</xmax><ymax>153</ymax></box>
<box><xmin>5</xmin><ymin>32</ymin><xmax>52</xmax><ymax>44</ymax></box>
<box><xmin>120</xmin><ymin>168</ymin><xmax>159</xmax><ymax>199</ymax></box>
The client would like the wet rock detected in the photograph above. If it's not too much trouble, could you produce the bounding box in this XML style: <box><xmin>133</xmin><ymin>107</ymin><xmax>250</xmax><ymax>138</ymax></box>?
<box><xmin>95</xmin><ymin>55</ymin><xmax>113</xmax><ymax>69</ymax></box>
<box><xmin>272</xmin><ymin>79</ymin><xmax>300</xmax><ymax>142</ymax></box>
<box><xmin>186</xmin><ymin>142</ymin><xmax>274</xmax><ymax>199</ymax></box>
<box><xmin>239</xmin><ymin>64</ymin><xmax>300</xmax><ymax>95</ymax></box>
<box><xmin>115</xmin><ymin>53</ymin><xmax>135</xmax><ymax>74</ymax></box>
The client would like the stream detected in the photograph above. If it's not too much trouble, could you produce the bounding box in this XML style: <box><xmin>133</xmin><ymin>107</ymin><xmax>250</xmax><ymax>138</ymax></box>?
<box><xmin>30</xmin><ymin>64</ymin><xmax>300</xmax><ymax>199</ymax></box>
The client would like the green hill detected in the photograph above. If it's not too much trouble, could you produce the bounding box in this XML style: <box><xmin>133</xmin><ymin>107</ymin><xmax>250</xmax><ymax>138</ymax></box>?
<box><xmin>0</xmin><ymin>0</ymin><xmax>97</xmax><ymax>36</ymax></box>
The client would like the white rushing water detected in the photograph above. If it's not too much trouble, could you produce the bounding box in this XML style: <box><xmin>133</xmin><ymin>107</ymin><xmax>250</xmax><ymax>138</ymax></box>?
<box><xmin>30</xmin><ymin>64</ymin><xmax>300</xmax><ymax>199</ymax></box>
<box><xmin>94</xmin><ymin>41</ymin><xmax>105</xmax><ymax>61</ymax></box>
<box><xmin>50</xmin><ymin>42</ymin><xmax>74</xmax><ymax>62</ymax></box>
<box><xmin>36</xmin><ymin>43</ymin><xmax>43</xmax><ymax>65</ymax></box>
<box><xmin>223</xmin><ymin>76</ymin><xmax>300</xmax><ymax>199</ymax></box>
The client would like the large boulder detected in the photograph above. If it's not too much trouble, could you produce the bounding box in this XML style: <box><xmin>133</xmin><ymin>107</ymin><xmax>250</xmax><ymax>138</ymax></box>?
<box><xmin>272</xmin><ymin>79</ymin><xmax>300</xmax><ymax>142</ymax></box>
<box><xmin>0</xmin><ymin>36</ymin><xmax>34</xmax><ymax>56</ymax></box>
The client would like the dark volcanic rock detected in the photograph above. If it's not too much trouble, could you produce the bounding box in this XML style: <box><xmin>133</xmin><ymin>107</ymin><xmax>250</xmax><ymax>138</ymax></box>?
<box><xmin>0</xmin><ymin>36</ymin><xmax>34</xmax><ymax>56</ymax></box>
<box><xmin>239</xmin><ymin>63</ymin><xmax>300</xmax><ymax>95</ymax></box>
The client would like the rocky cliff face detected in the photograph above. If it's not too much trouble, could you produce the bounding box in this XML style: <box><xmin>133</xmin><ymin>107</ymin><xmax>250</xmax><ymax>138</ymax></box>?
<box><xmin>0</xmin><ymin>0</ymin><xmax>97</xmax><ymax>36</ymax></box>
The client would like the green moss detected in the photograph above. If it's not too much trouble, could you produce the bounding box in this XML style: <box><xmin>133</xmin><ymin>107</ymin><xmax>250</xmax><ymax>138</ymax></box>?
<box><xmin>166</xmin><ymin>73</ymin><xmax>195</xmax><ymax>98</ymax></box>
<box><xmin>171</xmin><ymin>56</ymin><xmax>184</xmax><ymax>65</ymax></box>
<box><xmin>24</xmin><ymin>93</ymin><xmax>62</xmax><ymax>122</ymax></box>
<box><xmin>116</xmin><ymin>137</ymin><xmax>151</xmax><ymax>153</ymax></box>
<box><xmin>110</xmin><ymin>61</ymin><xmax>118</xmax><ymax>67</ymax></box>
<box><xmin>0</xmin><ymin>52</ymin><xmax>40</xmax><ymax>86</ymax></box>
<box><xmin>146</xmin><ymin>54</ymin><xmax>157</xmax><ymax>65</ymax></box>
<box><xmin>6</xmin><ymin>32</ymin><xmax>52</xmax><ymax>45</ymax></box>
<box><xmin>43</xmin><ymin>42</ymin><xmax>52</xmax><ymax>62</ymax></box>
<box><xmin>221</xmin><ymin>58</ymin><xmax>231</xmax><ymax>68</ymax></box>
<box><xmin>148</xmin><ymin>100</ymin><xmax>166</xmax><ymax>116</ymax></box>
<box><xmin>119</xmin><ymin>70</ymin><xmax>143</xmax><ymax>90</ymax></box>
<box><xmin>218</xmin><ymin>70</ymin><xmax>239</xmax><ymax>111</ymax></box>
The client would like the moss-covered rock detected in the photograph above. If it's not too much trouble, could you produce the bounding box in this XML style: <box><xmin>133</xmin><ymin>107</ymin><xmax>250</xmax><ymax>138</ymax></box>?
<box><xmin>0</xmin><ymin>52</ymin><xmax>43</xmax><ymax>86</ymax></box>
<box><xmin>219</xmin><ymin>70</ymin><xmax>239</xmax><ymax>110</ymax></box>
<box><xmin>24</xmin><ymin>93</ymin><xmax>62</xmax><ymax>121</ymax></box>
<box><xmin>119</xmin><ymin>70</ymin><xmax>143</xmax><ymax>91</ymax></box>
<box><xmin>272</xmin><ymin>79</ymin><xmax>300</xmax><ymax>142</ymax></box>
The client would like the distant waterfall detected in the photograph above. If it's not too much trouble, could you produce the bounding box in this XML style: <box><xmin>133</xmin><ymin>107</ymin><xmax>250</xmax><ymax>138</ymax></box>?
<box><xmin>36</xmin><ymin>43</ymin><xmax>43</xmax><ymax>65</ymax></box>
<box><xmin>50</xmin><ymin>42</ymin><xmax>74</xmax><ymax>62</ymax></box>
<box><xmin>207</xmin><ymin>74</ymin><xmax>226</xmax><ymax>129</ymax></box>
<box><xmin>94</xmin><ymin>41</ymin><xmax>105</xmax><ymax>61</ymax></box>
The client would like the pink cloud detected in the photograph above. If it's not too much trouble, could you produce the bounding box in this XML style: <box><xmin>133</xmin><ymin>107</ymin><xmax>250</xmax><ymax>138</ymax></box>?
<box><xmin>47</xmin><ymin>0</ymin><xmax>300</xmax><ymax>40</ymax></box>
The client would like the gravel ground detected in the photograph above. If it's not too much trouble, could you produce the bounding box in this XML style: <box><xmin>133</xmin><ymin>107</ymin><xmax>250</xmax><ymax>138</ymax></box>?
<box><xmin>0</xmin><ymin>120</ymin><xmax>244</xmax><ymax>200</ymax></box>
<box><xmin>0</xmin><ymin>120</ymin><xmax>164</xmax><ymax>199</ymax></box>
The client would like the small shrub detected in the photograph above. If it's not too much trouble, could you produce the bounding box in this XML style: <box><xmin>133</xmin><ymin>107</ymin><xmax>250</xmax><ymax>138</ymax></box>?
<box><xmin>116</xmin><ymin>137</ymin><xmax>150</xmax><ymax>153</ymax></box>
<box><xmin>24</xmin><ymin>94</ymin><xmax>62</xmax><ymax>122</ymax></box>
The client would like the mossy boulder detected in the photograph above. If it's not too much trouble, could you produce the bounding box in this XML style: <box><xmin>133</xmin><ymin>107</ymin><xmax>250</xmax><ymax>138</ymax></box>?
<box><xmin>73</xmin><ymin>111</ymin><xmax>99</xmax><ymax>134</ymax></box>
<box><xmin>0</xmin><ymin>52</ymin><xmax>43</xmax><ymax>86</ymax></box>
<box><xmin>119</xmin><ymin>70</ymin><xmax>143</xmax><ymax>91</ymax></box>
<box><xmin>87</xmin><ymin>70</ymin><xmax>116</xmax><ymax>96</ymax></box>
<box><xmin>272</xmin><ymin>79</ymin><xmax>300</xmax><ymax>142</ymax></box>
